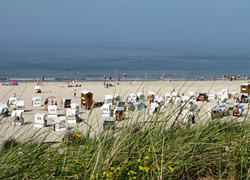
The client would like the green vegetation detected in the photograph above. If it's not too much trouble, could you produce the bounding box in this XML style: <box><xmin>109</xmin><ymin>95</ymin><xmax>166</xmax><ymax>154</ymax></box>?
<box><xmin>1</xmin><ymin>109</ymin><xmax>250</xmax><ymax>180</ymax></box>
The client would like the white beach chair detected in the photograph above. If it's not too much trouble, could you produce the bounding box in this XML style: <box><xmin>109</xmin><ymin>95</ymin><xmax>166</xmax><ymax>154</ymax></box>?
<box><xmin>34</xmin><ymin>113</ymin><xmax>47</xmax><ymax>127</ymax></box>
<box><xmin>32</xmin><ymin>97</ymin><xmax>42</xmax><ymax>106</ymax></box>
<box><xmin>66</xmin><ymin>109</ymin><xmax>77</xmax><ymax>123</ymax></box>
<box><xmin>11</xmin><ymin>110</ymin><xmax>24</xmax><ymax>126</ymax></box>
<box><xmin>48</xmin><ymin>105</ymin><xmax>58</xmax><ymax>120</ymax></box>
<box><xmin>54</xmin><ymin>116</ymin><xmax>67</xmax><ymax>132</ymax></box>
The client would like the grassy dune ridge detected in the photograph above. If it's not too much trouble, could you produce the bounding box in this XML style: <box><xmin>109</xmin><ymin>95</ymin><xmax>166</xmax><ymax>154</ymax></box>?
<box><xmin>1</xmin><ymin>105</ymin><xmax>250</xmax><ymax>180</ymax></box>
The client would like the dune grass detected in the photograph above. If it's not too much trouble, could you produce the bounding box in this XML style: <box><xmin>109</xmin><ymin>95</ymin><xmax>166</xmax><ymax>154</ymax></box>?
<box><xmin>1</xmin><ymin>102</ymin><xmax>250</xmax><ymax>180</ymax></box>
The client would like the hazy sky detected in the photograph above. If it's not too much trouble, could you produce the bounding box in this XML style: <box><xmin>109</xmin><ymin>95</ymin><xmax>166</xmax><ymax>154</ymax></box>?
<box><xmin>0</xmin><ymin>0</ymin><xmax>250</xmax><ymax>49</ymax></box>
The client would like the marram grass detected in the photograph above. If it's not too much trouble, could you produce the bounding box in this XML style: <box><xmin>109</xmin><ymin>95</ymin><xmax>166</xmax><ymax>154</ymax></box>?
<box><xmin>1</xmin><ymin>109</ymin><xmax>250</xmax><ymax>180</ymax></box>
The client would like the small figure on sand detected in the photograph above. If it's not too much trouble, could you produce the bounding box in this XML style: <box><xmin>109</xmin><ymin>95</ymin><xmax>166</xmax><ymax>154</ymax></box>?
<box><xmin>42</xmin><ymin>75</ymin><xmax>45</xmax><ymax>81</ymax></box>
<box><xmin>44</xmin><ymin>98</ymin><xmax>49</xmax><ymax>109</ymax></box>
<box><xmin>103</xmin><ymin>74</ymin><xmax>106</xmax><ymax>80</ymax></box>
<box><xmin>73</xmin><ymin>89</ymin><xmax>76</xmax><ymax>97</ymax></box>
<box><xmin>213</xmin><ymin>76</ymin><xmax>216</xmax><ymax>81</ymax></box>
<box><xmin>109</xmin><ymin>75</ymin><xmax>112</xmax><ymax>81</ymax></box>
<box><xmin>123</xmin><ymin>72</ymin><xmax>127</xmax><ymax>79</ymax></box>
<box><xmin>168</xmin><ymin>75</ymin><xmax>171</xmax><ymax>82</ymax></box>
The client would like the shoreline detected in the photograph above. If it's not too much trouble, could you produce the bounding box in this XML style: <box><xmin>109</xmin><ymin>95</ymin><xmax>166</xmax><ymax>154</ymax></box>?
<box><xmin>1</xmin><ymin>77</ymin><xmax>249</xmax><ymax>83</ymax></box>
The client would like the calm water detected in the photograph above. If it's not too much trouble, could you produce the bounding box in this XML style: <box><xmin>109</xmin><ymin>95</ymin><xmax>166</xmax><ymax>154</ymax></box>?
<box><xmin>0</xmin><ymin>44</ymin><xmax>250</xmax><ymax>81</ymax></box>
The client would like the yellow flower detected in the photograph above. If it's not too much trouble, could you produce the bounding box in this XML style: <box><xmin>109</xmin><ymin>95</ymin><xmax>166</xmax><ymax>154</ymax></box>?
<box><xmin>137</xmin><ymin>158</ymin><xmax>142</xmax><ymax>163</ymax></box>
<box><xmin>161</xmin><ymin>160</ymin><xmax>165</xmax><ymax>163</ymax></box>
<box><xmin>130</xmin><ymin>170</ymin><xmax>137</xmax><ymax>175</ymax></box>
<box><xmin>127</xmin><ymin>172</ymin><xmax>131</xmax><ymax>175</ymax></box>
<box><xmin>106</xmin><ymin>172</ymin><xmax>112</xmax><ymax>177</ymax></box>
<box><xmin>86</xmin><ymin>146</ymin><xmax>89</xmax><ymax>150</ymax></box>
<box><xmin>103</xmin><ymin>171</ymin><xmax>106</xmax><ymax>175</ymax></box>
<box><xmin>90</xmin><ymin>175</ymin><xmax>95</xmax><ymax>179</ymax></box>
<box><xmin>46</xmin><ymin>174</ymin><xmax>49</xmax><ymax>177</ymax></box>
<box><xmin>148</xmin><ymin>148</ymin><xmax>151</xmax><ymax>152</ymax></box>
<box><xmin>144</xmin><ymin>167</ymin><xmax>150</xmax><ymax>173</ymax></box>
<box><xmin>145</xmin><ymin>156</ymin><xmax>149</xmax><ymax>160</ymax></box>
<box><xmin>73</xmin><ymin>159</ymin><xmax>79</xmax><ymax>163</ymax></box>
<box><xmin>133</xmin><ymin>177</ymin><xmax>137</xmax><ymax>179</ymax></box>
<box><xmin>116</xmin><ymin>167</ymin><xmax>121</xmax><ymax>171</ymax></box>
<box><xmin>139</xmin><ymin>166</ymin><xmax>144</xmax><ymax>171</ymax></box>
<box><xmin>75</xmin><ymin>133</ymin><xmax>82</xmax><ymax>138</ymax></box>
<box><xmin>110</xmin><ymin>167</ymin><xmax>115</xmax><ymax>171</ymax></box>
<box><xmin>23</xmin><ymin>173</ymin><xmax>26</xmax><ymax>176</ymax></box>
<box><xmin>74</xmin><ymin>174</ymin><xmax>79</xmax><ymax>179</ymax></box>
<box><xmin>168</xmin><ymin>166</ymin><xmax>174</xmax><ymax>172</ymax></box>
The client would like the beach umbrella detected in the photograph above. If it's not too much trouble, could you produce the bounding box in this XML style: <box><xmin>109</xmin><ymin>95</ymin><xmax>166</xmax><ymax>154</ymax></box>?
<box><xmin>9</xmin><ymin>80</ymin><xmax>18</xmax><ymax>86</ymax></box>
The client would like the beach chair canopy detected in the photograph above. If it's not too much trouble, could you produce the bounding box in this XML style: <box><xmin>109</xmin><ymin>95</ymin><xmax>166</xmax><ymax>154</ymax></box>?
<box><xmin>9</xmin><ymin>80</ymin><xmax>18</xmax><ymax>86</ymax></box>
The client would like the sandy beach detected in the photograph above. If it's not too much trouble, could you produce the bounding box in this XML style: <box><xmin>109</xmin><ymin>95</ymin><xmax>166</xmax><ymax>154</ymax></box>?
<box><xmin>0</xmin><ymin>80</ymin><xmax>248</xmax><ymax>144</ymax></box>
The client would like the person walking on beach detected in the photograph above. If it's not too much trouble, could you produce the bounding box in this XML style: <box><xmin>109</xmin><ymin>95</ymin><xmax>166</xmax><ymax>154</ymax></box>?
<box><xmin>123</xmin><ymin>72</ymin><xmax>127</xmax><ymax>79</ymax></box>
<box><xmin>73</xmin><ymin>89</ymin><xmax>76</xmax><ymax>97</ymax></box>
<box><xmin>213</xmin><ymin>76</ymin><xmax>216</xmax><ymax>81</ymax></box>
<box><xmin>201</xmin><ymin>76</ymin><xmax>203</xmax><ymax>81</ymax></box>
<box><xmin>109</xmin><ymin>75</ymin><xmax>112</xmax><ymax>81</ymax></box>
<box><xmin>103</xmin><ymin>74</ymin><xmax>106</xmax><ymax>80</ymax></box>
<box><xmin>168</xmin><ymin>75</ymin><xmax>171</xmax><ymax>82</ymax></box>
<box><xmin>44</xmin><ymin>98</ymin><xmax>49</xmax><ymax>109</ymax></box>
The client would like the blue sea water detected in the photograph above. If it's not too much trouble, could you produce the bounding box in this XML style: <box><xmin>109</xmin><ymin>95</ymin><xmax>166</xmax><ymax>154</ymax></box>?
<box><xmin>0</xmin><ymin>44</ymin><xmax>250</xmax><ymax>81</ymax></box>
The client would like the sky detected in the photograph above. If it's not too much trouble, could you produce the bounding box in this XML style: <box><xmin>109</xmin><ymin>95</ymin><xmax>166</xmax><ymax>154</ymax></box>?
<box><xmin>0</xmin><ymin>0</ymin><xmax>250</xmax><ymax>49</ymax></box>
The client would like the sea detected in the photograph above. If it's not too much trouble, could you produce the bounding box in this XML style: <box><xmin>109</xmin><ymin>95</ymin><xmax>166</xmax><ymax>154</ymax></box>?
<box><xmin>1</xmin><ymin>44</ymin><xmax>250</xmax><ymax>82</ymax></box>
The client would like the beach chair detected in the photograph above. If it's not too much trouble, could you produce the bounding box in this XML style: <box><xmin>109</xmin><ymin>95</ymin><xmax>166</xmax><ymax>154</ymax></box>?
<box><xmin>102</xmin><ymin>104</ymin><xmax>112</xmax><ymax>117</ymax></box>
<box><xmin>113</xmin><ymin>107</ymin><xmax>125</xmax><ymax>121</ymax></box>
<box><xmin>48</xmin><ymin>105</ymin><xmax>58</xmax><ymax>120</ymax></box>
<box><xmin>66</xmin><ymin>109</ymin><xmax>77</xmax><ymax>123</ymax></box>
<box><xmin>8</xmin><ymin>97</ymin><xmax>17</xmax><ymax>108</ymax></box>
<box><xmin>32</xmin><ymin>97</ymin><xmax>42</xmax><ymax>106</ymax></box>
<box><xmin>70</xmin><ymin>103</ymin><xmax>79</xmax><ymax>114</ymax></box>
<box><xmin>104</xmin><ymin>95</ymin><xmax>113</xmax><ymax>105</ymax></box>
<box><xmin>16</xmin><ymin>100</ymin><xmax>25</xmax><ymax>110</ymax></box>
<box><xmin>11</xmin><ymin>110</ymin><xmax>24</xmax><ymax>126</ymax></box>
<box><xmin>148</xmin><ymin>102</ymin><xmax>159</xmax><ymax>115</ymax></box>
<box><xmin>34</xmin><ymin>113</ymin><xmax>47</xmax><ymax>127</ymax></box>
<box><xmin>62</xmin><ymin>99</ymin><xmax>71</xmax><ymax>108</ymax></box>
<box><xmin>0</xmin><ymin>103</ymin><xmax>8</xmax><ymax>116</ymax></box>
<box><xmin>103</xmin><ymin>116</ymin><xmax>115</xmax><ymax>130</ymax></box>
<box><xmin>54</xmin><ymin>116</ymin><xmax>67</xmax><ymax>132</ymax></box>
<box><xmin>208</xmin><ymin>91</ymin><xmax>215</xmax><ymax>100</ymax></box>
